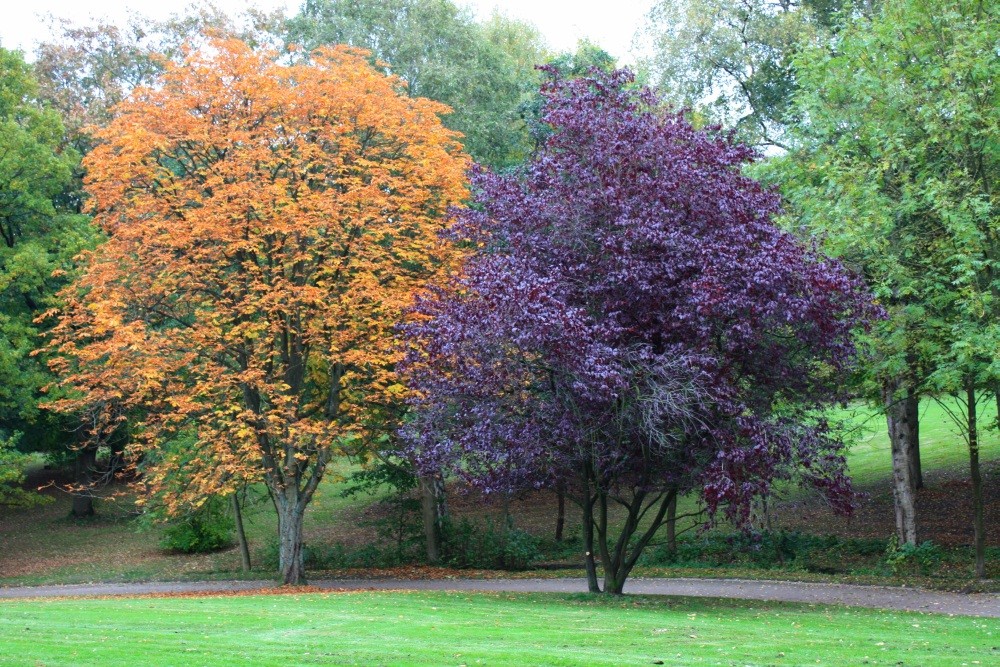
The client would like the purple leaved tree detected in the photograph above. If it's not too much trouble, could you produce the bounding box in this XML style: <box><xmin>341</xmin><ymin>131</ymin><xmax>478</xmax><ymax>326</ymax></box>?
<box><xmin>400</xmin><ymin>68</ymin><xmax>876</xmax><ymax>594</ymax></box>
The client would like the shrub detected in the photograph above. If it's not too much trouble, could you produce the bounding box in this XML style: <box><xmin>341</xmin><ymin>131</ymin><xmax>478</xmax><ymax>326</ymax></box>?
<box><xmin>160</xmin><ymin>495</ymin><xmax>234</xmax><ymax>553</ymax></box>
<box><xmin>639</xmin><ymin>531</ymin><xmax>888</xmax><ymax>573</ymax></box>
<box><xmin>441</xmin><ymin>517</ymin><xmax>542</xmax><ymax>570</ymax></box>
<box><xmin>884</xmin><ymin>537</ymin><xmax>943</xmax><ymax>576</ymax></box>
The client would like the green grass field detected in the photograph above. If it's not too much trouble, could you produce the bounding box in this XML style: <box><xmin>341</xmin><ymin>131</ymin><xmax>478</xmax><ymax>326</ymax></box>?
<box><xmin>833</xmin><ymin>397</ymin><xmax>999</xmax><ymax>485</ymax></box>
<box><xmin>0</xmin><ymin>591</ymin><xmax>995</xmax><ymax>666</ymax></box>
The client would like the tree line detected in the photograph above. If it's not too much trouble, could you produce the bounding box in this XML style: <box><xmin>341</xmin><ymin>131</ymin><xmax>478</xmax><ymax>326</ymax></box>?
<box><xmin>0</xmin><ymin>0</ymin><xmax>995</xmax><ymax>588</ymax></box>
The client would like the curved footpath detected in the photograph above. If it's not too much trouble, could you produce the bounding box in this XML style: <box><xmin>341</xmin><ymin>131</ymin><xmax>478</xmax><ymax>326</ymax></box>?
<box><xmin>1</xmin><ymin>577</ymin><xmax>997</xmax><ymax>617</ymax></box>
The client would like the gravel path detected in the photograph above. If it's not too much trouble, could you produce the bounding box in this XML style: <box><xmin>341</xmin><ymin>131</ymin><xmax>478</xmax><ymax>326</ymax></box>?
<box><xmin>1</xmin><ymin>577</ymin><xmax>997</xmax><ymax>617</ymax></box>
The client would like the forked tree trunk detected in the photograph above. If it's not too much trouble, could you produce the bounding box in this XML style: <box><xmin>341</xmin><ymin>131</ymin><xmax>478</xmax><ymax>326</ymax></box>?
<box><xmin>905</xmin><ymin>389</ymin><xmax>923</xmax><ymax>490</ymax></box>
<box><xmin>232</xmin><ymin>492</ymin><xmax>251</xmax><ymax>572</ymax></box>
<box><xmin>595</xmin><ymin>486</ymin><xmax>676</xmax><ymax>595</ymax></box>
<box><xmin>883</xmin><ymin>379</ymin><xmax>917</xmax><ymax>545</ymax></box>
<box><xmin>71</xmin><ymin>446</ymin><xmax>97</xmax><ymax>518</ymax></box>
<box><xmin>966</xmin><ymin>383</ymin><xmax>986</xmax><ymax>579</ymax></box>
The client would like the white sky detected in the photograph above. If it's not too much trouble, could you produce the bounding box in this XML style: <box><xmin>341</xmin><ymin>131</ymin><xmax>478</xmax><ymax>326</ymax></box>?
<box><xmin>0</xmin><ymin>0</ymin><xmax>657</xmax><ymax>64</ymax></box>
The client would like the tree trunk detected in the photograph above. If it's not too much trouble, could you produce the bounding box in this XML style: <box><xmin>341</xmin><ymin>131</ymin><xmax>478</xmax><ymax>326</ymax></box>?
<box><xmin>883</xmin><ymin>379</ymin><xmax>917</xmax><ymax>545</ymax></box>
<box><xmin>906</xmin><ymin>389</ymin><xmax>923</xmax><ymax>490</ymax></box>
<box><xmin>995</xmin><ymin>385</ymin><xmax>999</xmax><ymax>432</ymax></box>
<box><xmin>597</xmin><ymin>487</ymin><xmax>675</xmax><ymax>595</ymax></box>
<box><xmin>580</xmin><ymin>486</ymin><xmax>600</xmax><ymax>593</ymax></box>
<box><xmin>555</xmin><ymin>481</ymin><xmax>566</xmax><ymax>542</ymax></box>
<box><xmin>665</xmin><ymin>492</ymin><xmax>677</xmax><ymax>555</ymax></box>
<box><xmin>71</xmin><ymin>446</ymin><xmax>97</xmax><ymax>518</ymax></box>
<box><xmin>419</xmin><ymin>474</ymin><xmax>446</xmax><ymax>564</ymax></box>
<box><xmin>277</xmin><ymin>500</ymin><xmax>306</xmax><ymax>585</ymax></box>
<box><xmin>966</xmin><ymin>383</ymin><xmax>986</xmax><ymax>579</ymax></box>
<box><xmin>597</xmin><ymin>490</ymin><xmax>617</xmax><ymax>594</ymax></box>
<box><xmin>232</xmin><ymin>491</ymin><xmax>251</xmax><ymax>573</ymax></box>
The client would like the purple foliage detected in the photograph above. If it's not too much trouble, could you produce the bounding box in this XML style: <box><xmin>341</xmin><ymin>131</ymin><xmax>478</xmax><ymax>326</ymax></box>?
<box><xmin>400</xmin><ymin>68</ymin><xmax>875</xmax><ymax>524</ymax></box>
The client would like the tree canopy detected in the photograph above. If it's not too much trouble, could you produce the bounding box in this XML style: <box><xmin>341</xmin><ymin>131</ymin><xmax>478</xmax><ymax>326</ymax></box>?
<box><xmin>287</xmin><ymin>0</ymin><xmax>547</xmax><ymax>169</ymax></box>
<box><xmin>0</xmin><ymin>48</ymin><xmax>93</xmax><ymax>462</ymax></box>
<box><xmin>46</xmin><ymin>38</ymin><xmax>469</xmax><ymax>584</ymax></box>
<box><xmin>762</xmin><ymin>0</ymin><xmax>998</xmax><ymax>576</ymax></box>
<box><xmin>400</xmin><ymin>67</ymin><xmax>876</xmax><ymax>594</ymax></box>
<box><xmin>638</xmin><ymin>0</ymin><xmax>866</xmax><ymax>148</ymax></box>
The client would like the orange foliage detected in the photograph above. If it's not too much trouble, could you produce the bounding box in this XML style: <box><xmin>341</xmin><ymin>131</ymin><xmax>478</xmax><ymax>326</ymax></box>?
<box><xmin>45</xmin><ymin>39</ymin><xmax>468</xmax><ymax>517</ymax></box>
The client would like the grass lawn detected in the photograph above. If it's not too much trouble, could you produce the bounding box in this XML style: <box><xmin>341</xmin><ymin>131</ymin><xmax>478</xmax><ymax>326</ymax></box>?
<box><xmin>832</xmin><ymin>397</ymin><xmax>999</xmax><ymax>485</ymax></box>
<box><xmin>0</xmin><ymin>591</ymin><xmax>996</xmax><ymax>666</ymax></box>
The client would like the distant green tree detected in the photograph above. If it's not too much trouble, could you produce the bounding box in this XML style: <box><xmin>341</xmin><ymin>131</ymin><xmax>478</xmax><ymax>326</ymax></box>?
<box><xmin>0</xmin><ymin>48</ymin><xmax>94</xmax><ymax>505</ymax></box>
<box><xmin>33</xmin><ymin>4</ymin><xmax>286</xmax><ymax>160</ymax></box>
<box><xmin>519</xmin><ymin>40</ymin><xmax>620</xmax><ymax>151</ymax></box>
<box><xmin>287</xmin><ymin>0</ymin><xmax>547</xmax><ymax>170</ymax></box>
<box><xmin>638</xmin><ymin>0</ymin><xmax>870</xmax><ymax>148</ymax></box>
<box><xmin>762</xmin><ymin>0</ymin><xmax>997</xmax><ymax>577</ymax></box>
<box><xmin>0</xmin><ymin>433</ymin><xmax>42</xmax><ymax>507</ymax></box>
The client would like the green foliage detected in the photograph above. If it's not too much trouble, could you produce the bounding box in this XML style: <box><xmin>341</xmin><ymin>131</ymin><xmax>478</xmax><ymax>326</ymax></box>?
<box><xmin>640</xmin><ymin>531</ymin><xmax>886</xmax><ymax>572</ymax></box>
<box><xmin>638</xmin><ymin>0</ymin><xmax>862</xmax><ymax>147</ymax></box>
<box><xmin>287</xmin><ymin>0</ymin><xmax>547</xmax><ymax>169</ymax></box>
<box><xmin>441</xmin><ymin>517</ymin><xmax>542</xmax><ymax>571</ymax></box>
<box><xmin>761</xmin><ymin>0</ymin><xmax>999</xmax><ymax>403</ymax></box>
<box><xmin>884</xmin><ymin>536</ymin><xmax>944</xmax><ymax>576</ymax></box>
<box><xmin>0</xmin><ymin>432</ymin><xmax>48</xmax><ymax>508</ymax></box>
<box><xmin>159</xmin><ymin>495</ymin><xmax>234</xmax><ymax>554</ymax></box>
<box><xmin>341</xmin><ymin>457</ymin><xmax>424</xmax><ymax>563</ymax></box>
<box><xmin>258</xmin><ymin>539</ymin><xmax>406</xmax><ymax>570</ymax></box>
<box><xmin>256</xmin><ymin>514</ymin><xmax>544</xmax><ymax>571</ymax></box>
<box><xmin>0</xmin><ymin>48</ymin><xmax>95</xmax><ymax>460</ymax></box>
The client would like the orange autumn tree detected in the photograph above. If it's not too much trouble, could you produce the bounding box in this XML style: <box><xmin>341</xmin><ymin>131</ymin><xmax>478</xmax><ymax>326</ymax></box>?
<box><xmin>46</xmin><ymin>38</ymin><xmax>468</xmax><ymax>584</ymax></box>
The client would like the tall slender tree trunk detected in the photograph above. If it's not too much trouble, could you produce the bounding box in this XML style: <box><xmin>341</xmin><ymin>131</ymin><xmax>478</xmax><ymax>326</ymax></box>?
<box><xmin>995</xmin><ymin>384</ymin><xmax>999</xmax><ymax>431</ymax></box>
<box><xmin>966</xmin><ymin>382</ymin><xmax>986</xmax><ymax>579</ymax></box>
<box><xmin>419</xmin><ymin>474</ymin><xmax>446</xmax><ymax>564</ymax></box>
<box><xmin>579</xmin><ymin>464</ymin><xmax>600</xmax><ymax>593</ymax></box>
<box><xmin>555</xmin><ymin>481</ymin><xmax>566</xmax><ymax>542</ymax></box>
<box><xmin>581</xmin><ymin>489</ymin><xmax>600</xmax><ymax>593</ymax></box>
<box><xmin>906</xmin><ymin>389</ymin><xmax>923</xmax><ymax>490</ymax></box>
<box><xmin>232</xmin><ymin>491</ymin><xmax>251</xmax><ymax>573</ymax></box>
<box><xmin>665</xmin><ymin>492</ymin><xmax>677</xmax><ymax>555</ymax></box>
<box><xmin>71</xmin><ymin>446</ymin><xmax>97</xmax><ymax>518</ymax></box>
<box><xmin>883</xmin><ymin>379</ymin><xmax>917</xmax><ymax>545</ymax></box>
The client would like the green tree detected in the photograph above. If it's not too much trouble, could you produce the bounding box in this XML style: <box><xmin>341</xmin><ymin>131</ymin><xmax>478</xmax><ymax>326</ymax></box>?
<box><xmin>33</xmin><ymin>3</ymin><xmax>286</xmax><ymax>159</ymax></box>
<box><xmin>763</xmin><ymin>0</ymin><xmax>998</xmax><ymax>576</ymax></box>
<box><xmin>638</xmin><ymin>0</ymin><xmax>865</xmax><ymax>148</ymax></box>
<box><xmin>287</xmin><ymin>0</ymin><xmax>547</xmax><ymax>169</ymax></box>
<box><xmin>0</xmin><ymin>48</ymin><xmax>93</xmax><ymax>504</ymax></box>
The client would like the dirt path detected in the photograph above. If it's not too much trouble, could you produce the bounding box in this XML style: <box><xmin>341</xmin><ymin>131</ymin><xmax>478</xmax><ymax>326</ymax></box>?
<box><xmin>1</xmin><ymin>577</ymin><xmax>997</xmax><ymax>617</ymax></box>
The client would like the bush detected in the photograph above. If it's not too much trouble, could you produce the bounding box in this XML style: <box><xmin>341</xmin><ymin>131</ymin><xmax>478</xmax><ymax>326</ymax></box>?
<box><xmin>884</xmin><ymin>537</ymin><xmax>943</xmax><ymax>576</ymax></box>
<box><xmin>639</xmin><ymin>531</ymin><xmax>887</xmax><ymax>573</ymax></box>
<box><xmin>160</xmin><ymin>495</ymin><xmax>234</xmax><ymax>553</ymax></box>
<box><xmin>341</xmin><ymin>460</ymin><xmax>424</xmax><ymax>565</ymax></box>
<box><xmin>441</xmin><ymin>517</ymin><xmax>542</xmax><ymax>570</ymax></box>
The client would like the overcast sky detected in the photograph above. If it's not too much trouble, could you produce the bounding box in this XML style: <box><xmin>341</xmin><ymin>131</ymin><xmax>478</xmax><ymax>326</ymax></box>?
<box><xmin>0</xmin><ymin>0</ymin><xmax>657</xmax><ymax>64</ymax></box>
